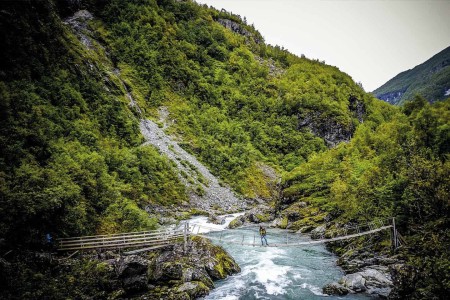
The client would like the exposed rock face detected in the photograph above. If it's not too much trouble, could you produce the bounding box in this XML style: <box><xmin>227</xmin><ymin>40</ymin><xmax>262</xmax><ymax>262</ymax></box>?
<box><xmin>297</xmin><ymin>96</ymin><xmax>365</xmax><ymax>147</ymax></box>
<box><xmin>339</xmin><ymin>273</ymin><xmax>367</xmax><ymax>292</ymax></box>
<box><xmin>217</xmin><ymin>18</ymin><xmax>262</xmax><ymax>44</ymax></box>
<box><xmin>140</xmin><ymin>119</ymin><xmax>246</xmax><ymax>213</ymax></box>
<box><xmin>298</xmin><ymin>111</ymin><xmax>353</xmax><ymax>147</ymax></box>
<box><xmin>254</xmin><ymin>55</ymin><xmax>285</xmax><ymax>77</ymax></box>
<box><xmin>376</xmin><ymin>88</ymin><xmax>407</xmax><ymax>105</ymax></box>
<box><xmin>115</xmin><ymin>256</ymin><xmax>149</xmax><ymax>294</ymax></box>
<box><xmin>64</xmin><ymin>10</ymin><xmax>95</xmax><ymax>49</ymax></box>
<box><xmin>348</xmin><ymin>96</ymin><xmax>366</xmax><ymax>123</ymax></box>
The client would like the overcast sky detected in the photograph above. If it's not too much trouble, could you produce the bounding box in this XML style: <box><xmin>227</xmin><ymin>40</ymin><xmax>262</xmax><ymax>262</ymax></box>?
<box><xmin>196</xmin><ymin>0</ymin><xmax>450</xmax><ymax>91</ymax></box>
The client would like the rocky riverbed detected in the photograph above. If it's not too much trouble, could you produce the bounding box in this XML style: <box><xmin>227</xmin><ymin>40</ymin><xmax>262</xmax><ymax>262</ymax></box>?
<box><xmin>319</xmin><ymin>231</ymin><xmax>403</xmax><ymax>298</ymax></box>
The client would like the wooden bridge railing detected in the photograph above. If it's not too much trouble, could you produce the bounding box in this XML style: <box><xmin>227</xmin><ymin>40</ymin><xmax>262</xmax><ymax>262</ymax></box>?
<box><xmin>57</xmin><ymin>228</ymin><xmax>185</xmax><ymax>252</ymax></box>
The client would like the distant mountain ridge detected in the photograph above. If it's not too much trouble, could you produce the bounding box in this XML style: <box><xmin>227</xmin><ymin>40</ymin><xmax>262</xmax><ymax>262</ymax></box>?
<box><xmin>373</xmin><ymin>46</ymin><xmax>450</xmax><ymax>105</ymax></box>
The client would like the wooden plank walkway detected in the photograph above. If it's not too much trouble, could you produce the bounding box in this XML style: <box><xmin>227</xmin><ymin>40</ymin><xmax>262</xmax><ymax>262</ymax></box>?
<box><xmin>57</xmin><ymin>229</ymin><xmax>184</xmax><ymax>251</ymax></box>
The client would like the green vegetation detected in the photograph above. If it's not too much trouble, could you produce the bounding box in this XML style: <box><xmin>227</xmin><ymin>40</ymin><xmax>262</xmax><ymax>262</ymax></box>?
<box><xmin>98</xmin><ymin>0</ymin><xmax>371</xmax><ymax>199</ymax></box>
<box><xmin>0</xmin><ymin>0</ymin><xmax>448</xmax><ymax>298</ymax></box>
<box><xmin>0</xmin><ymin>0</ymin><xmax>187</xmax><ymax>244</ymax></box>
<box><xmin>1</xmin><ymin>0</ymin><xmax>369</xmax><ymax>245</ymax></box>
<box><xmin>373</xmin><ymin>45</ymin><xmax>450</xmax><ymax>105</ymax></box>
<box><xmin>283</xmin><ymin>96</ymin><xmax>450</xmax><ymax>298</ymax></box>
<box><xmin>1</xmin><ymin>256</ymin><xmax>117</xmax><ymax>299</ymax></box>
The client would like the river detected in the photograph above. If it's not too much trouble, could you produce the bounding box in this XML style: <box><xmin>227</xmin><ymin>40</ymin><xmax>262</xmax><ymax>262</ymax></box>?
<box><xmin>187</xmin><ymin>215</ymin><xmax>371</xmax><ymax>300</ymax></box>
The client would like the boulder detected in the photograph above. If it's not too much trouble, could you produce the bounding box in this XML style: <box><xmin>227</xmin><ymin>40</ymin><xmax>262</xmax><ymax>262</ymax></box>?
<box><xmin>161</xmin><ymin>262</ymin><xmax>184</xmax><ymax>280</ymax></box>
<box><xmin>360</xmin><ymin>268</ymin><xmax>392</xmax><ymax>287</ymax></box>
<box><xmin>360</xmin><ymin>267</ymin><xmax>392</xmax><ymax>298</ymax></box>
<box><xmin>176</xmin><ymin>281</ymin><xmax>209</xmax><ymax>298</ymax></box>
<box><xmin>322</xmin><ymin>282</ymin><xmax>352</xmax><ymax>295</ymax></box>
<box><xmin>366</xmin><ymin>287</ymin><xmax>392</xmax><ymax>299</ymax></box>
<box><xmin>114</xmin><ymin>255</ymin><xmax>149</xmax><ymax>294</ymax></box>
<box><xmin>271</xmin><ymin>218</ymin><xmax>283</xmax><ymax>228</ymax></box>
<box><xmin>207</xmin><ymin>214</ymin><xmax>226</xmax><ymax>225</ymax></box>
<box><xmin>339</xmin><ymin>273</ymin><xmax>366</xmax><ymax>292</ymax></box>
<box><xmin>286</xmin><ymin>210</ymin><xmax>300</xmax><ymax>221</ymax></box>
<box><xmin>336</xmin><ymin>267</ymin><xmax>393</xmax><ymax>298</ymax></box>
<box><xmin>310</xmin><ymin>225</ymin><xmax>326</xmax><ymax>239</ymax></box>
<box><xmin>228</xmin><ymin>215</ymin><xmax>245</xmax><ymax>229</ymax></box>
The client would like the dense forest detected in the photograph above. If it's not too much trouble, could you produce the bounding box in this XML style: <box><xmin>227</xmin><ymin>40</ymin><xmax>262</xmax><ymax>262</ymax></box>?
<box><xmin>0</xmin><ymin>0</ymin><xmax>448</xmax><ymax>299</ymax></box>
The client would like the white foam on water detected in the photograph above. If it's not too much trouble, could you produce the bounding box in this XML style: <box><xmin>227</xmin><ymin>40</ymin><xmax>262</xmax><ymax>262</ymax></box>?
<box><xmin>301</xmin><ymin>282</ymin><xmax>328</xmax><ymax>296</ymax></box>
<box><xmin>291</xmin><ymin>267</ymin><xmax>312</xmax><ymax>280</ymax></box>
<box><xmin>186</xmin><ymin>212</ymin><xmax>244</xmax><ymax>234</ymax></box>
<box><xmin>204</xmin><ymin>276</ymin><xmax>246</xmax><ymax>299</ymax></box>
<box><xmin>247</xmin><ymin>247</ymin><xmax>292</xmax><ymax>295</ymax></box>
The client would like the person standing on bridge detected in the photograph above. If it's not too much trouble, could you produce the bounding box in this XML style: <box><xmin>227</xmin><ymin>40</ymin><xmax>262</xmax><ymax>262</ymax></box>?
<box><xmin>259</xmin><ymin>226</ymin><xmax>269</xmax><ymax>246</ymax></box>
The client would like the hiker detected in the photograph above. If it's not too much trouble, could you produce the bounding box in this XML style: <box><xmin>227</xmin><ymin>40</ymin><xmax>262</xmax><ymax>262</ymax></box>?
<box><xmin>45</xmin><ymin>233</ymin><xmax>53</xmax><ymax>251</ymax></box>
<box><xmin>259</xmin><ymin>226</ymin><xmax>269</xmax><ymax>246</ymax></box>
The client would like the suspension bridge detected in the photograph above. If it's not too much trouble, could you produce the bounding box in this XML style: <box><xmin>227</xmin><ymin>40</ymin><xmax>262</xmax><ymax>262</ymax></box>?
<box><xmin>56</xmin><ymin>217</ymin><xmax>405</xmax><ymax>254</ymax></box>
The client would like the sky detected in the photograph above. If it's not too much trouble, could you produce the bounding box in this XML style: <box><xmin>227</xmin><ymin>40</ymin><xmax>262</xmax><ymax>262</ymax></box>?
<box><xmin>196</xmin><ymin>0</ymin><xmax>450</xmax><ymax>92</ymax></box>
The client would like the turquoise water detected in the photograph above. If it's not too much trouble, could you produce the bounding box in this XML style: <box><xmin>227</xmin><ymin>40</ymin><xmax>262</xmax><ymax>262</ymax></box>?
<box><xmin>201</xmin><ymin>227</ymin><xmax>371</xmax><ymax>300</ymax></box>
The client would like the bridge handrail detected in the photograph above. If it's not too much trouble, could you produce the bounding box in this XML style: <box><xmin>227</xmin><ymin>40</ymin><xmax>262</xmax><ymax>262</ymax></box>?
<box><xmin>57</xmin><ymin>228</ymin><xmax>186</xmax><ymax>251</ymax></box>
<box><xmin>57</xmin><ymin>230</ymin><xmax>184</xmax><ymax>245</ymax></box>
<box><xmin>58</xmin><ymin>238</ymin><xmax>179</xmax><ymax>251</ymax></box>
<box><xmin>57</xmin><ymin>228</ymin><xmax>175</xmax><ymax>241</ymax></box>
<box><xmin>58</xmin><ymin>232</ymin><xmax>184</xmax><ymax>248</ymax></box>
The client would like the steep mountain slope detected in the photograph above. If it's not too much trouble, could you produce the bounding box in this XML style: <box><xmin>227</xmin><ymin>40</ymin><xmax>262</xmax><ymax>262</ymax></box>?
<box><xmin>0</xmin><ymin>0</ymin><xmax>380</xmax><ymax>246</ymax></box>
<box><xmin>66</xmin><ymin>9</ymin><xmax>246</xmax><ymax>213</ymax></box>
<box><xmin>373</xmin><ymin>46</ymin><xmax>450</xmax><ymax>105</ymax></box>
<box><xmin>0</xmin><ymin>1</ymin><xmax>188</xmax><ymax>243</ymax></box>
<box><xmin>96</xmin><ymin>0</ymin><xmax>381</xmax><ymax>194</ymax></box>
<box><xmin>0</xmin><ymin>0</ymin><xmax>448</xmax><ymax>299</ymax></box>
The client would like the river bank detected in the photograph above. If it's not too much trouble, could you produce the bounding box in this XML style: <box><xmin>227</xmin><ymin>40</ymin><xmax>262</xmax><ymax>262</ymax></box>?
<box><xmin>201</xmin><ymin>208</ymin><xmax>402</xmax><ymax>299</ymax></box>
<box><xmin>0</xmin><ymin>235</ymin><xmax>240</xmax><ymax>299</ymax></box>
<box><xmin>187</xmin><ymin>213</ymin><xmax>369</xmax><ymax>299</ymax></box>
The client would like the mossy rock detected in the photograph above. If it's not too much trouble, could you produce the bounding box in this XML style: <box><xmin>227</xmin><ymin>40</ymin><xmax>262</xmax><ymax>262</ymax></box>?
<box><xmin>176</xmin><ymin>281</ymin><xmax>209</xmax><ymax>298</ymax></box>
<box><xmin>279</xmin><ymin>216</ymin><xmax>289</xmax><ymax>229</ymax></box>
<box><xmin>255</xmin><ymin>214</ymin><xmax>271</xmax><ymax>223</ymax></box>
<box><xmin>190</xmin><ymin>236</ymin><xmax>241</xmax><ymax>280</ymax></box>
<box><xmin>289</xmin><ymin>211</ymin><xmax>327</xmax><ymax>231</ymax></box>
<box><xmin>228</xmin><ymin>216</ymin><xmax>245</xmax><ymax>229</ymax></box>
